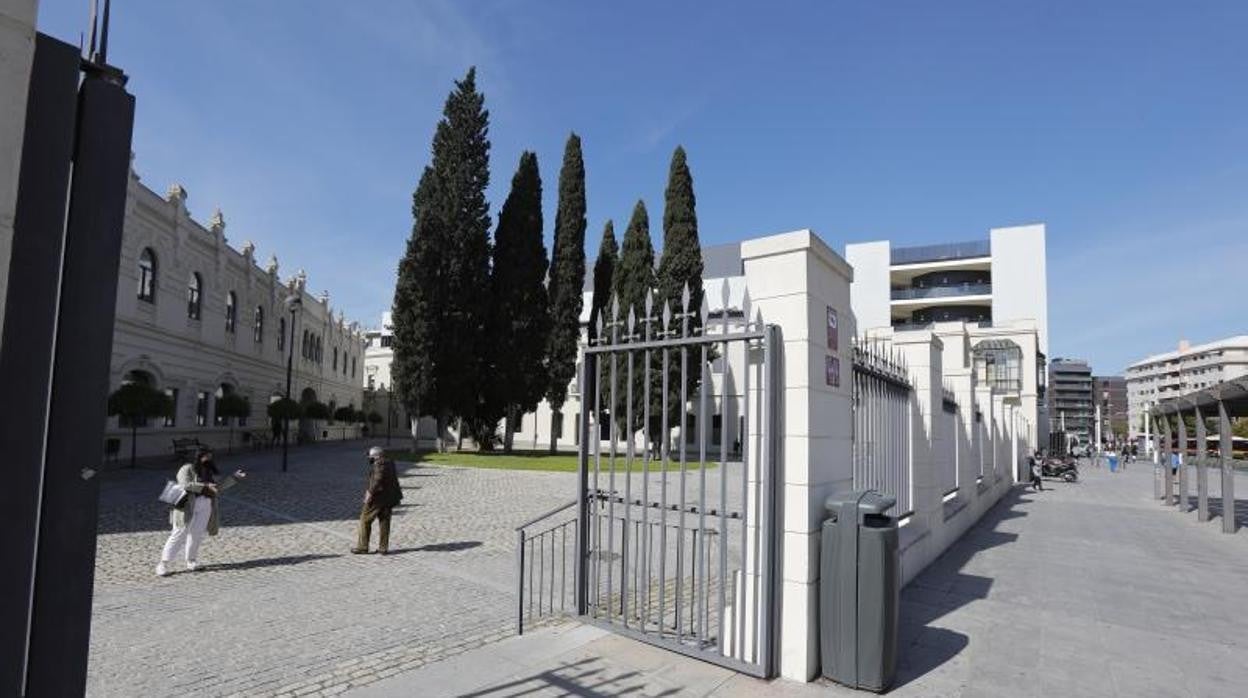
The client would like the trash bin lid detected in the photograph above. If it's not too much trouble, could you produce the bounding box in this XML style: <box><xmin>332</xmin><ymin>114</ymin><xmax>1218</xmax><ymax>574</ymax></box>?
<box><xmin>824</xmin><ymin>489</ymin><xmax>897</xmax><ymax>519</ymax></box>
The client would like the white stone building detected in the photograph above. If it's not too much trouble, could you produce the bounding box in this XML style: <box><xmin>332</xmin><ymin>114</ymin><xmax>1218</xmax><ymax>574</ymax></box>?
<box><xmin>105</xmin><ymin>168</ymin><xmax>367</xmax><ymax>459</ymax></box>
<box><xmin>845</xmin><ymin>224</ymin><xmax>1050</xmax><ymax>444</ymax></box>
<box><xmin>1126</xmin><ymin>336</ymin><xmax>1248</xmax><ymax>440</ymax></box>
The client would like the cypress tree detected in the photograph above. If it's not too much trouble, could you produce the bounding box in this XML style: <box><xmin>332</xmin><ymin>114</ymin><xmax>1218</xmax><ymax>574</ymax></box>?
<box><xmin>392</xmin><ymin>167</ymin><xmax>445</xmax><ymax>448</ymax></box>
<box><xmin>588</xmin><ymin>220</ymin><xmax>617</xmax><ymax>340</ymax></box>
<box><xmin>545</xmin><ymin>133</ymin><xmax>587</xmax><ymax>452</ymax></box>
<box><xmin>432</xmin><ymin>67</ymin><xmax>492</xmax><ymax>440</ymax></box>
<box><xmin>489</xmin><ymin>152</ymin><xmax>549</xmax><ymax>453</ymax></box>
<box><xmin>392</xmin><ymin>67</ymin><xmax>491</xmax><ymax>451</ymax></box>
<box><xmin>656</xmin><ymin>146</ymin><xmax>706</xmax><ymax>434</ymax></box>
<box><xmin>611</xmin><ymin>201</ymin><xmax>656</xmax><ymax>435</ymax></box>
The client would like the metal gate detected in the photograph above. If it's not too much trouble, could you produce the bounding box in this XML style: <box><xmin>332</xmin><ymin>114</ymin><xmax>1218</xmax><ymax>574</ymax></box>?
<box><xmin>851</xmin><ymin>339</ymin><xmax>914</xmax><ymax>518</ymax></box>
<box><xmin>572</xmin><ymin>287</ymin><xmax>779</xmax><ymax>678</ymax></box>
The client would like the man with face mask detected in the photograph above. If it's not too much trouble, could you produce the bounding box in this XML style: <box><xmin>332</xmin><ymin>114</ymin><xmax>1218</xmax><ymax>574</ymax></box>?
<box><xmin>352</xmin><ymin>446</ymin><xmax>402</xmax><ymax>555</ymax></box>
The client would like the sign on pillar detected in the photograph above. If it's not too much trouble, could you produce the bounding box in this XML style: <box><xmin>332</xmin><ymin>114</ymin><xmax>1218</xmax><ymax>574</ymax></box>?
<box><xmin>741</xmin><ymin>229</ymin><xmax>855</xmax><ymax>682</ymax></box>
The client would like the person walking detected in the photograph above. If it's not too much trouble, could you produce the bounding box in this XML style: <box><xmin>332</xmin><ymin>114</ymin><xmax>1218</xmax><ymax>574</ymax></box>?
<box><xmin>1029</xmin><ymin>455</ymin><xmax>1045</xmax><ymax>492</ymax></box>
<box><xmin>156</xmin><ymin>449</ymin><xmax>247</xmax><ymax>576</ymax></box>
<box><xmin>352</xmin><ymin>446</ymin><xmax>402</xmax><ymax>555</ymax></box>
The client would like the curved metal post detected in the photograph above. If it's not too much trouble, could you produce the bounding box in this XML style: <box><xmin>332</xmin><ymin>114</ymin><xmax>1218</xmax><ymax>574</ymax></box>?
<box><xmin>1161</xmin><ymin>414</ymin><xmax>1173</xmax><ymax>505</ymax></box>
<box><xmin>1177</xmin><ymin>410</ymin><xmax>1189</xmax><ymax>512</ymax></box>
<box><xmin>1218</xmin><ymin>400</ymin><xmax>1235</xmax><ymax>533</ymax></box>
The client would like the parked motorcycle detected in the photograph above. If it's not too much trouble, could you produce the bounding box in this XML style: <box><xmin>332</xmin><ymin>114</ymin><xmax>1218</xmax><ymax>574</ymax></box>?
<box><xmin>1042</xmin><ymin>457</ymin><xmax>1079</xmax><ymax>482</ymax></box>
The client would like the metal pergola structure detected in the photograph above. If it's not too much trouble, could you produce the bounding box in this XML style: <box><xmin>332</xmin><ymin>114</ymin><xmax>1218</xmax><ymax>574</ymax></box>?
<box><xmin>1151</xmin><ymin>378</ymin><xmax>1248</xmax><ymax>534</ymax></box>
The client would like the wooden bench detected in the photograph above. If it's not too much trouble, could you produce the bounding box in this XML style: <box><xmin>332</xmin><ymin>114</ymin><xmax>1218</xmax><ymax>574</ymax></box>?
<box><xmin>171</xmin><ymin>437</ymin><xmax>203</xmax><ymax>461</ymax></box>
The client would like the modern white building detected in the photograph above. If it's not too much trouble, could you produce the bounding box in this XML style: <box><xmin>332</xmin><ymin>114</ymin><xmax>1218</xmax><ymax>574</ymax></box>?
<box><xmin>1126</xmin><ymin>336</ymin><xmax>1248</xmax><ymax>439</ymax></box>
<box><xmin>845</xmin><ymin>224</ymin><xmax>1050</xmax><ymax>445</ymax></box>
<box><xmin>106</xmin><ymin>167</ymin><xmax>367</xmax><ymax>459</ymax></box>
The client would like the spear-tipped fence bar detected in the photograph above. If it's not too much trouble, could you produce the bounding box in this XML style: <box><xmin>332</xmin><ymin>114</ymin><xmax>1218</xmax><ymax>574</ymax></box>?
<box><xmin>852</xmin><ymin>337</ymin><xmax>914</xmax><ymax>518</ymax></box>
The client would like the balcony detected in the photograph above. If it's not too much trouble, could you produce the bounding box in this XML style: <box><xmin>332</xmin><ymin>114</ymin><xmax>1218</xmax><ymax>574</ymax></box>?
<box><xmin>891</xmin><ymin>283</ymin><xmax>992</xmax><ymax>301</ymax></box>
<box><xmin>891</xmin><ymin>239</ymin><xmax>991</xmax><ymax>266</ymax></box>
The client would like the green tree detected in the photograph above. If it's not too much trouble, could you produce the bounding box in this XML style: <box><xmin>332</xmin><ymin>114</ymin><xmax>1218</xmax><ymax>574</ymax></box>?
<box><xmin>266</xmin><ymin>397</ymin><xmax>302</xmax><ymax>444</ymax></box>
<box><xmin>545</xmin><ymin>133</ymin><xmax>587</xmax><ymax>452</ymax></box>
<box><xmin>489</xmin><ymin>151</ymin><xmax>550</xmax><ymax>452</ymax></box>
<box><xmin>610</xmin><ymin>201</ymin><xmax>656</xmax><ymax>435</ymax></box>
<box><xmin>393</xmin><ymin>67</ymin><xmax>491</xmax><ymax>452</ymax></box>
<box><xmin>656</xmin><ymin>145</ymin><xmax>706</xmax><ymax>432</ymax></box>
<box><xmin>588</xmin><ymin>220</ymin><xmax>617</xmax><ymax>340</ymax></box>
<box><xmin>303</xmin><ymin>401</ymin><xmax>332</xmax><ymax>421</ymax></box>
<box><xmin>392</xmin><ymin>168</ymin><xmax>445</xmax><ymax>448</ymax></box>
<box><xmin>214</xmin><ymin>393</ymin><xmax>251</xmax><ymax>453</ymax></box>
<box><xmin>107</xmin><ymin>382</ymin><xmax>173</xmax><ymax>468</ymax></box>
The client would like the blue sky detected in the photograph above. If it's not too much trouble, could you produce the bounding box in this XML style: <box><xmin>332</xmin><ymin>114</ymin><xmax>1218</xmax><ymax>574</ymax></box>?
<box><xmin>37</xmin><ymin>1</ymin><xmax>1248</xmax><ymax>374</ymax></box>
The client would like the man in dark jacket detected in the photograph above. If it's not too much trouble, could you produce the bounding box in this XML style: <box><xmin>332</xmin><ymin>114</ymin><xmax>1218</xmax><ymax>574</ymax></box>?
<box><xmin>352</xmin><ymin>446</ymin><xmax>402</xmax><ymax>555</ymax></box>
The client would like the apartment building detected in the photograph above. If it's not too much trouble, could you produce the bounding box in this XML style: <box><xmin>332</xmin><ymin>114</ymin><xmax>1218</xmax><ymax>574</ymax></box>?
<box><xmin>1126</xmin><ymin>336</ymin><xmax>1248</xmax><ymax>438</ymax></box>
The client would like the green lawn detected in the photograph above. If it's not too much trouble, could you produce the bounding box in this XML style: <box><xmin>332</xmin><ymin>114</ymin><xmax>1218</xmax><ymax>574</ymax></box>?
<box><xmin>385</xmin><ymin>449</ymin><xmax>717</xmax><ymax>473</ymax></box>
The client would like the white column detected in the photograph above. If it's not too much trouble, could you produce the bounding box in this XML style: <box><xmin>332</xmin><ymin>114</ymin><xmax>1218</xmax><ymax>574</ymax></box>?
<box><xmin>741</xmin><ymin>230</ymin><xmax>854</xmax><ymax>682</ymax></box>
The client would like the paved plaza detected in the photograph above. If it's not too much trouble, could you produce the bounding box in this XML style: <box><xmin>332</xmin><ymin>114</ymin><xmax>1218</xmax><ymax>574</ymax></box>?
<box><xmin>357</xmin><ymin>459</ymin><xmax>1248</xmax><ymax>697</ymax></box>
<box><xmin>88</xmin><ymin>442</ymin><xmax>579</xmax><ymax>697</ymax></box>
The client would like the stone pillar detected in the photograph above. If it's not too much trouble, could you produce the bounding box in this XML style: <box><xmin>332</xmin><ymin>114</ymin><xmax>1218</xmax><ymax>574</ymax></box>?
<box><xmin>975</xmin><ymin>385</ymin><xmax>994</xmax><ymax>482</ymax></box>
<box><xmin>1194</xmin><ymin>404</ymin><xmax>1208</xmax><ymax>522</ymax></box>
<box><xmin>892</xmin><ymin>333</ymin><xmax>944</xmax><ymax>525</ymax></box>
<box><xmin>741</xmin><ymin>230</ymin><xmax>854</xmax><ymax>682</ymax></box>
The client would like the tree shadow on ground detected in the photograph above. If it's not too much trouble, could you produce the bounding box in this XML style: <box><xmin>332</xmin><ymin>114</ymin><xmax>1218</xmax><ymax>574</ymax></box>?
<box><xmin>96</xmin><ymin>443</ymin><xmax>435</xmax><ymax>535</ymax></box>
<box><xmin>889</xmin><ymin>487</ymin><xmax>1029</xmax><ymax>691</ymax></box>
<box><xmin>1205</xmin><ymin>497</ymin><xmax>1247</xmax><ymax>532</ymax></box>
<box><xmin>457</xmin><ymin>657</ymin><xmax>681</xmax><ymax>697</ymax></box>
<box><xmin>385</xmin><ymin>541</ymin><xmax>483</xmax><ymax>555</ymax></box>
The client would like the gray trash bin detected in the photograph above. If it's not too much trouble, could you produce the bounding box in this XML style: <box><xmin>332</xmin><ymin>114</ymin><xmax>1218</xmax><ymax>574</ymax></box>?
<box><xmin>820</xmin><ymin>489</ymin><xmax>899</xmax><ymax>692</ymax></box>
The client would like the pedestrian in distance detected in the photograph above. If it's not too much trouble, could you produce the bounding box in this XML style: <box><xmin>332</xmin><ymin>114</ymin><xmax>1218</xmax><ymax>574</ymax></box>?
<box><xmin>352</xmin><ymin>446</ymin><xmax>402</xmax><ymax>555</ymax></box>
<box><xmin>156</xmin><ymin>448</ymin><xmax>247</xmax><ymax>577</ymax></box>
<box><xmin>1029</xmin><ymin>455</ymin><xmax>1044</xmax><ymax>492</ymax></box>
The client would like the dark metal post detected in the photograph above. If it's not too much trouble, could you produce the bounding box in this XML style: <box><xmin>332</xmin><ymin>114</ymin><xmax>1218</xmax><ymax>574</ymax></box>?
<box><xmin>24</xmin><ymin>59</ymin><xmax>136</xmax><ymax>696</ymax></box>
<box><xmin>282</xmin><ymin>296</ymin><xmax>300</xmax><ymax>472</ymax></box>
<box><xmin>1218</xmin><ymin>399</ymin><xmax>1235</xmax><ymax>533</ymax></box>
<box><xmin>0</xmin><ymin>33</ymin><xmax>82</xmax><ymax>697</ymax></box>
<box><xmin>1177</xmin><ymin>409</ymin><xmax>1189</xmax><ymax>512</ymax></box>
<box><xmin>575</xmin><ymin>355</ymin><xmax>592</xmax><ymax>615</ymax></box>
<box><xmin>1195</xmin><ymin>404</ymin><xmax>1208</xmax><ymax>522</ymax></box>
<box><xmin>1161</xmin><ymin>414</ymin><xmax>1173</xmax><ymax>505</ymax></box>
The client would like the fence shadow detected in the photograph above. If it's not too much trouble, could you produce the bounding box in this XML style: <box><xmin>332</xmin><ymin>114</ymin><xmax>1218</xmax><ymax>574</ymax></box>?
<box><xmin>891</xmin><ymin>487</ymin><xmax>1028</xmax><ymax>690</ymax></box>
<box><xmin>385</xmin><ymin>541</ymin><xmax>483</xmax><ymax>555</ymax></box>
<box><xmin>198</xmin><ymin>553</ymin><xmax>341</xmax><ymax>573</ymax></box>
<box><xmin>456</xmin><ymin>657</ymin><xmax>682</xmax><ymax>698</ymax></box>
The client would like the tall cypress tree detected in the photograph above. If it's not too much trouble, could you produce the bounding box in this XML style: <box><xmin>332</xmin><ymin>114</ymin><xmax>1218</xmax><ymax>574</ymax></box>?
<box><xmin>432</xmin><ymin>67</ymin><xmax>492</xmax><ymax>437</ymax></box>
<box><xmin>392</xmin><ymin>168</ymin><xmax>444</xmax><ymax>447</ymax></box>
<box><xmin>392</xmin><ymin>67</ymin><xmax>491</xmax><ymax>451</ymax></box>
<box><xmin>489</xmin><ymin>152</ymin><xmax>549</xmax><ymax>453</ymax></box>
<box><xmin>545</xmin><ymin>133</ymin><xmax>587</xmax><ymax>452</ymax></box>
<box><xmin>588</xmin><ymin>220</ymin><xmax>617</xmax><ymax>340</ymax></box>
<box><xmin>611</xmin><ymin>201</ymin><xmax>655</xmax><ymax>434</ymax></box>
<box><xmin>656</xmin><ymin>146</ymin><xmax>705</xmax><ymax>433</ymax></box>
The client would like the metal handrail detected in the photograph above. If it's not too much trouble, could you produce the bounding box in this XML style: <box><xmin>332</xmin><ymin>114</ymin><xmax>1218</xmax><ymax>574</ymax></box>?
<box><xmin>515</xmin><ymin>499</ymin><xmax>578</xmax><ymax>532</ymax></box>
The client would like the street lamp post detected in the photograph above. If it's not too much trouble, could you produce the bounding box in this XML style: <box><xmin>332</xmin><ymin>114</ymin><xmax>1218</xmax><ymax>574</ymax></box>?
<box><xmin>385</xmin><ymin>384</ymin><xmax>393</xmax><ymax>446</ymax></box>
<box><xmin>282</xmin><ymin>294</ymin><xmax>302</xmax><ymax>473</ymax></box>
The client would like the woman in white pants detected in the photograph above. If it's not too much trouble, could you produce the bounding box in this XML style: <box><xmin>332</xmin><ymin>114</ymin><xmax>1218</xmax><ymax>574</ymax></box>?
<box><xmin>157</xmin><ymin>450</ymin><xmax>246</xmax><ymax>576</ymax></box>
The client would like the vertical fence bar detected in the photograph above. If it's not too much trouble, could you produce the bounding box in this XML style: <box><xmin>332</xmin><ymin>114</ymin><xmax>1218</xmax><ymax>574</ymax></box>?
<box><xmin>623</xmin><ymin>320</ymin><xmax>634</xmax><ymax>627</ymax></box>
<box><xmin>1195</xmin><ymin>405</ymin><xmax>1208</xmax><ymax>523</ymax></box>
<box><xmin>607</xmin><ymin>313</ymin><xmax>618</xmax><ymax>621</ymax></box>
<box><xmin>1219</xmin><ymin>400</ymin><xmax>1235</xmax><ymax>533</ymax></box>
<box><xmin>738</xmin><ymin>332</ymin><xmax>750</xmax><ymax>661</ymax></box>
<box><xmin>718</xmin><ymin>298</ymin><xmax>729</xmax><ymax>653</ymax></box>
<box><xmin>641</xmin><ymin>301</ymin><xmax>652</xmax><ymax>632</ymax></box>
<box><xmin>697</xmin><ymin>345</ymin><xmax>709</xmax><ymax>647</ymax></box>
<box><xmin>659</xmin><ymin>313</ymin><xmax>670</xmax><ymax>639</ymax></box>
<box><xmin>676</xmin><ymin>302</ymin><xmax>689</xmax><ymax>636</ymax></box>
<box><xmin>593</xmin><ymin>347</ymin><xmax>603</xmax><ymax>616</ymax></box>
<box><xmin>576</xmin><ymin>356</ymin><xmax>591</xmax><ymax>615</ymax></box>
<box><xmin>516</xmin><ymin>529</ymin><xmax>526</xmax><ymax>634</ymax></box>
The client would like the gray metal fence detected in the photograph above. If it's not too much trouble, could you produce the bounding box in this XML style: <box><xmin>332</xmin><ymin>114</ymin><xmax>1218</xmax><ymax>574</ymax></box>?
<box><xmin>569</xmin><ymin>283</ymin><xmax>780</xmax><ymax>678</ymax></box>
<box><xmin>852</xmin><ymin>339</ymin><xmax>914</xmax><ymax>517</ymax></box>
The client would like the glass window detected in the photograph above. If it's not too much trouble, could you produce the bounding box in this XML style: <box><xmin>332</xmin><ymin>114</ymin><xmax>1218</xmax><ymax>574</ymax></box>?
<box><xmin>254</xmin><ymin>306</ymin><xmax>264</xmax><ymax>343</ymax></box>
<box><xmin>225</xmin><ymin>292</ymin><xmax>237</xmax><ymax>333</ymax></box>
<box><xmin>214</xmin><ymin>384</ymin><xmax>233</xmax><ymax>426</ymax></box>
<box><xmin>279</xmin><ymin>316</ymin><xmax>287</xmax><ymax>351</ymax></box>
<box><xmin>137</xmin><ymin>248</ymin><xmax>157</xmax><ymax>302</ymax></box>
<box><xmin>187</xmin><ymin>273</ymin><xmax>202</xmax><ymax>320</ymax></box>
<box><xmin>196</xmin><ymin>391</ymin><xmax>209</xmax><ymax>427</ymax></box>
<box><xmin>163</xmin><ymin>388</ymin><xmax>178</xmax><ymax>427</ymax></box>
<box><xmin>352</xmin><ymin>356</ymin><xmax>356</xmax><ymax>378</ymax></box>
<box><xmin>333</xmin><ymin>347</ymin><xmax>338</xmax><ymax>371</ymax></box>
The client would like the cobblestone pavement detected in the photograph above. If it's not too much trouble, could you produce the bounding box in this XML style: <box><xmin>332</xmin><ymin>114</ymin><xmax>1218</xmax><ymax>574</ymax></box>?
<box><xmin>87</xmin><ymin>442</ymin><xmax>579</xmax><ymax>697</ymax></box>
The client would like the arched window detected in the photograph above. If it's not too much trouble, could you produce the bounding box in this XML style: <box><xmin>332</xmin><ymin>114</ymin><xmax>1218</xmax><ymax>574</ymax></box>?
<box><xmin>333</xmin><ymin>347</ymin><xmax>338</xmax><ymax>371</ymax></box>
<box><xmin>278</xmin><ymin>316</ymin><xmax>287</xmax><ymax>351</ymax></box>
<box><xmin>352</xmin><ymin>356</ymin><xmax>356</xmax><ymax>378</ymax></box>
<box><xmin>187</xmin><ymin>273</ymin><xmax>202</xmax><ymax>319</ymax></box>
<box><xmin>254</xmin><ymin>305</ymin><xmax>264</xmax><ymax>343</ymax></box>
<box><xmin>214</xmin><ymin>383</ymin><xmax>233</xmax><ymax>426</ymax></box>
<box><xmin>225</xmin><ymin>291</ymin><xmax>237</xmax><ymax>333</ymax></box>
<box><xmin>137</xmin><ymin>248</ymin><xmax>156</xmax><ymax>302</ymax></box>
<box><xmin>302</xmin><ymin>330</ymin><xmax>309</xmax><ymax>358</ymax></box>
